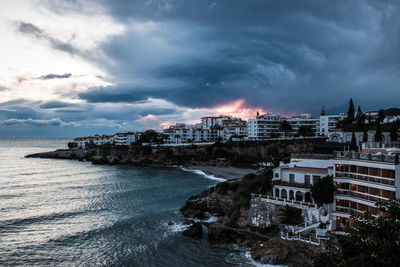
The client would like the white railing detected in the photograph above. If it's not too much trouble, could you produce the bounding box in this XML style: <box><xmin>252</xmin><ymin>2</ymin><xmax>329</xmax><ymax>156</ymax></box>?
<box><xmin>280</xmin><ymin>231</ymin><xmax>320</xmax><ymax>245</ymax></box>
<box><xmin>251</xmin><ymin>193</ymin><xmax>317</xmax><ymax>208</ymax></box>
<box><xmin>288</xmin><ymin>220</ymin><xmax>320</xmax><ymax>234</ymax></box>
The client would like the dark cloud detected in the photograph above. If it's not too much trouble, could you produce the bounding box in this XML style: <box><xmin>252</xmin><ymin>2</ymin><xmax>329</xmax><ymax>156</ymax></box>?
<box><xmin>39</xmin><ymin>73</ymin><xmax>72</xmax><ymax>80</ymax></box>
<box><xmin>16</xmin><ymin>22</ymin><xmax>81</xmax><ymax>55</ymax></box>
<box><xmin>1</xmin><ymin>118</ymin><xmax>77</xmax><ymax>127</ymax></box>
<box><xmin>78</xmin><ymin>85</ymin><xmax>160</xmax><ymax>103</ymax></box>
<box><xmin>39</xmin><ymin>100</ymin><xmax>74</xmax><ymax>109</ymax></box>
<box><xmin>79</xmin><ymin>0</ymin><xmax>400</xmax><ymax>114</ymax></box>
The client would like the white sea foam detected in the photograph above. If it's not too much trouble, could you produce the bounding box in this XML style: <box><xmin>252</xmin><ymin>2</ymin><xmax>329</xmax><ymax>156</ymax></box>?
<box><xmin>244</xmin><ymin>251</ymin><xmax>286</xmax><ymax>267</ymax></box>
<box><xmin>180</xmin><ymin>167</ymin><xmax>227</xmax><ymax>182</ymax></box>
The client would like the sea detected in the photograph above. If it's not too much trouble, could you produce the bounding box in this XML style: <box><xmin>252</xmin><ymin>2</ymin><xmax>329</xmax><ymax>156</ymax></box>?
<box><xmin>0</xmin><ymin>138</ymin><xmax>268</xmax><ymax>267</ymax></box>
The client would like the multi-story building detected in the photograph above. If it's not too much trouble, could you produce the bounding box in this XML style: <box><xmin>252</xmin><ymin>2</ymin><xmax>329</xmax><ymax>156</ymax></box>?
<box><xmin>248</xmin><ymin>112</ymin><xmax>281</xmax><ymax>140</ymax></box>
<box><xmin>319</xmin><ymin>114</ymin><xmax>346</xmax><ymax>136</ymax></box>
<box><xmin>200</xmin><ymin>115</ymin><xmax>247</xmax><ymax>142</ymax></box>
<box><xmin>287</xmin><ymin>113</ymin><xmax>319</xmax><ymax>134</ymax></box>
<box><xmin>113</xmin><ymin>132</ymin><xmax>141</xmax><ymax>146</ymax></box>
<box><xmin>272</xmin><ymin>155</ymin><xmax>334</xmax><ymax>203</ymax></box>
<box><xmin>332</xmin><ymin>143</ymin><xmax>400</xmax><ymax>230</ymax></box>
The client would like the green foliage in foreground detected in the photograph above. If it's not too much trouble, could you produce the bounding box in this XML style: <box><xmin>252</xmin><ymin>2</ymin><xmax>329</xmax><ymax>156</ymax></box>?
<box><xmin>314</xmin><ymin>198</ymin><xmax>400</xmax><ymax>267</ymax></box>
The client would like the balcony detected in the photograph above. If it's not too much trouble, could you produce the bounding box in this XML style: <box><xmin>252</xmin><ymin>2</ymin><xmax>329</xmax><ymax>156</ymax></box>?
<box><xmin>273</xmin><ymin>180</ymin><xmax>312</xmax><ymax>189</ymax></box>
<box><xmin>335</xmin><ymin>151</ymin><xmax>398</xmax><ymax>164</ymax></box>
<box><xmin>335</xmin><ymin>171</ymin><xmax>395</xmax><ymax>186</ymax></box>
<box><xmin>335</xmin><ymin>189</ymin><xmax>388</xmax><ymax>203</ymax></box>
<box><xmin>292</xmin><ymin>153</ymin><xmax>334</xmax><ymax>160</ymax></box>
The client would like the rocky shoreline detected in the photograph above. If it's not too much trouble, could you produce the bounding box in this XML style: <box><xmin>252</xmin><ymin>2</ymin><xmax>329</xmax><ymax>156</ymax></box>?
<box><xmin>26</xmin><ymin>140</ymin><xmax>330</xmax><ymax>265</ymax></box>
<box><xmin>25</xmin><ymin>148</ymin><xmax>255</xmax><ymax>180</ymax></box>
<box><xmin>179</xmin><ymin>180</ymin><xmax>318</xmax><ymax>265</ymax></box>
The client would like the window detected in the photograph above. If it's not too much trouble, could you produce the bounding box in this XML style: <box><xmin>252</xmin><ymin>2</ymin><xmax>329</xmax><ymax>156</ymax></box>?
<box><xmin>304</xmin><ymin>175</ymin><xmax>310</xmax><ymax>185</ymax></box>
<box><xmin>274</xmin><ymin>172</ymin><xmax>279</xmax><ymax>178</ymax></box>
<box><xmin>312</xmin><ymin>175</ymin><xmax>321</xmax><ymax>183</ymax></box>
<box><xmin>289</xmin><ymin>174</ymin><xmax>295</xmax><ymax>183</ymax></box>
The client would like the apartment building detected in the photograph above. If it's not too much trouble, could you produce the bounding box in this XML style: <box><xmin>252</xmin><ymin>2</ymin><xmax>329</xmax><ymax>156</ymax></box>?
<box><xmin>248</xmin><ymin>112</ymin><xmax>281</xmax><ymax>140</ymax></box>
<box><xmin>332</xmin><ymin>145</ymin><xmax>400</xmax><ymax>230</ymax></box>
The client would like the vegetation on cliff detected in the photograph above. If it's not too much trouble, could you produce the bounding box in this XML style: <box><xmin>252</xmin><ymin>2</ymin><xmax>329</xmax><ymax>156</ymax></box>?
<box><xmin>314</xmin><ymin>198</ymin><xmax>400</xmax><ymax>267</ymax></box>
<box><xmin>215</xmin><ymin>171</ymin><xmax>273</xmax><ymax>226</ymax></box>
<box><xmin>28</xmin><ymin>138</ymin><xmax>336</xmax><ymax>169</ymax></box>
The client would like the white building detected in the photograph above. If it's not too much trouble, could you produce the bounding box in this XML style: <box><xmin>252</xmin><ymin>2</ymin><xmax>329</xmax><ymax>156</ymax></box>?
<box><xmin>332</xmin><ymin>144</ymin><xmax>400</xmax><ymax>230</ymax></box>
<box><xmin>272</xmin><ymin>155</ymin><xmax>334</xmax><ymax>203</ymax></box>
<box><xmin>248</xmin><ymin>112</ymin><xmax>281</xmax><ymax>140</ymax></box>
<box><xmin>328</xmin><ymin>130</ymin><xmax>392</xmax><ymax>144</ymax></box>
<box><xmin>287</xmin><ymin>113</ymin><xmax>319</xmax><ymax>134</ymax></box>
<box><xmin>113</xmin><ymin>132</ymin><xmax>141</xmax><ymax>146</ymax></box>
<box><xmin>319</xmin><ymin>114</ymin><xmax>346</xmax><ymax>136</ymax></box>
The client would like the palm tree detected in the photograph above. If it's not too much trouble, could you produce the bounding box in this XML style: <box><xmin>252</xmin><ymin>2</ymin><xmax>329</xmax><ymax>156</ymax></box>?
<box><xmin>174</xmin><ymin>134</ymin><xmax>181</xmax><ymax>144</ymax></box>
<box><xmin>278</xmin><ymin>205</ymin><xmax>303</xmax><ymax>225</ymax></box>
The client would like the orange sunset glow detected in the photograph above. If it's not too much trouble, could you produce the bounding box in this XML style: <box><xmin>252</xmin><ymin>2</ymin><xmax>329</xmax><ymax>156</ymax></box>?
<box><xmin>214</xmin><ymin>99</ymin><xmax>267</xmax><ymax>120</ymax></box>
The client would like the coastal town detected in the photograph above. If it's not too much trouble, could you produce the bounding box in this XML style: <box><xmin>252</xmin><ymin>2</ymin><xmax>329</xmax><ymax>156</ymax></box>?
<box><xmin>29</xmin><ymin>99</ymin><xmax>400</xmax><ymax>264</ymax></box>
<box><xmin>71</xmin><ymin>101</ymin><xmax>400</xmax><ymax>148</ymax></box>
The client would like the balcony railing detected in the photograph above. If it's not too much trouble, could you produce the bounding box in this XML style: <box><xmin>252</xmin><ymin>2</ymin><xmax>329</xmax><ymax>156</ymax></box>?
<box><xmin>335</xmin><ymin>171</ymin><xmax>395</xmax><ymax>186</ymax></box>
<box><xmin>292</xmin><ymin>153</ymin><xmax>334</xmax><ymax>160</ymax></box>
<box><xmin>273</xmin><ymin>180</ymin><xmax>312</xmax><ymax>189</ymax></box>
<box><xmin>335</xmin><ymin>189</ymin><xmax>388</xmax><ymax>203</ymax></box>
<box><xmin>335</xmin><ymin>151</ymin><xmax>398</xmax><ymax>164</ymax></box>
<box><xmin>335</xmin><ymin>206</ymin><xmax>366</xmax><ymax>216</ymax></box>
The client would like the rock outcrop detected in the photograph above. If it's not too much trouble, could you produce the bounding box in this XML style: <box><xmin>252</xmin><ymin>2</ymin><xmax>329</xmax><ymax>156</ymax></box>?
<box><xmin>251</xmin><ymin>239</ymin><xmax>290</xmax><ymax>265</ymax></box>
<box><xmin>182</xmin><ymin>222</ymin><xmax>203</xmax><ymax>238</ymax></box>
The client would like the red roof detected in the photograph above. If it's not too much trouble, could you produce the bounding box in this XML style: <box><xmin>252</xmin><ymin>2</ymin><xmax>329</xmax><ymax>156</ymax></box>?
<box><xmin>282</xmin><ymin>166</ymin><xmax>328</xmax><ymax>174</ymax></box>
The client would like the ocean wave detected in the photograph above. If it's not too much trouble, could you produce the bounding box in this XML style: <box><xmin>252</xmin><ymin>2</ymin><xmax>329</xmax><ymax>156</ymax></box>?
<box><xmin>180</xmin><ymin>167</ymin><xmax>227</xmax><ymax>182</ymax></box>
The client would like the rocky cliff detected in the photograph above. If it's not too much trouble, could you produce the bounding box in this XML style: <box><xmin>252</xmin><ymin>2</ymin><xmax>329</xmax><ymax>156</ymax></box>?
<box><xmin>179</xmin><ymin>173</ymin><xmax>319</xmax><ymax>265</ymax></box>
<box><xmin>26</xmin><ymin>138</ymin><xmax>337</xmax><ymax>169</ymax></box>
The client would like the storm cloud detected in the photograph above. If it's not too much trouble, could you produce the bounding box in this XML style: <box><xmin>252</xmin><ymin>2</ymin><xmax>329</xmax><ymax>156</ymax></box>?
<box><xmin>1</xmin><ymin>118</ymin><xmax>78</xmax><ymax>127</ymax></box>
<box><xmin>17</xmin><ymin>22</ymin><xmax>81</xmax><ymax>56</ymax></box>
<box><xmin>39</xmin><ymin>73</ymin><xmax>72</xmax><ymax>80</ymax></box>
<box><xmin>2</xmin><ymin>0</ymin><xmax>400</xmax><ymax>136</ymax></box>
<box><xmin>76</xmin><ymin>0</ymin><xmax>399</xmax><ymax>113</ymax></box>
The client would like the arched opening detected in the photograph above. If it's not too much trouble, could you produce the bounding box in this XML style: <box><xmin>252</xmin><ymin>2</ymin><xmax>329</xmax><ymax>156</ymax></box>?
<box><xmin>295</xmin><ymin>191</ymin><xmax>303</xmax><ymax>201</ymax></box>
<box><xmin>289</xmin><ymin>190</ymin><xmax>294</xmax><ymax>200</ymax></box>
<box><xmin>275</xmin><ymin>188</ymin><xmax>280</xmax><ymax>198</ymax></box>
<box><xmin>305</xmin><ymin>192</ymin><xmax>312</xmax><ymax>203</ymax></box>
<box><xmin>281</xmin><ymin>189</ymin><xmax>287</xmax><ymax>199</ymax></box>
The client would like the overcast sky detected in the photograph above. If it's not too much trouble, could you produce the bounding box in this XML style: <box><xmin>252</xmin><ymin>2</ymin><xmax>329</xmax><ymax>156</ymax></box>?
<box><xmin>0</xmin><ymin>0</ymin><xmax>399</xmax><ymax>136</ymax></box>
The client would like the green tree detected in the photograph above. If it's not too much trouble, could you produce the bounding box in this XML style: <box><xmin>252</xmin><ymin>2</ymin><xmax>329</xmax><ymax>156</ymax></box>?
<box><xmin>311</xmin><ymin>175</ymin><xmax>335</xmax><ymax>205</ymax></box>
<box><xmin>140</xmin><ymin>129</ymin><xmax>159</xmax><ymax>143</ymax></box>
<box><xmin>390</xmin><ymin>122</ymin><xmax>398</xmax><ymax>142</ymax></box>
<box><xmin>374</xmin><ymin>121</ymin><xmax>383</xmax><ymax>142</ymax></box>
<box><xmin>67</xmin><ymin>142</ymin><xmax>77</xmax><ymax>149</ymax></box>
<box><xmin>174</xmin><ymin>134</ymin><xmax>181</xmax><ymax>143</ymax></box>
<box><xmin>297</xmin><ymin>125</ymin><xmax>315</xmax><ymax>137</ymax></box>
<box><xmin>350</xmin><ymin>132</ymin><xmax>357</xmax><ymax>151</ymax></box>
<box><xmin>314</xmin><ymin>198</ymin><xmax>400</xmax><ymax>267</ymax></box>
<box><xmin>355</xmin><ymin>106</ymin><xmax>365</xmax><ymax>131</ymax></box>
<box><xmin>278</xmin><ymin>205</ymin><xmax>303</xmax><ymax>225</ymax></box>
<box><xmin>320</xmin><ymin>106</ymin><xmax>326</xmax><ymax>116</ymax></box>
<box><xmin>279</xmin><ymin>120</ymin><xmax>292</xmax><ymax>137</ymax></box>
<box><xmin>378</xmin><ymin>109</ymin><xmax>385</xmax><ymax>122</ymax></box>
<box><xmin>346</xmin><ymin>98</ymin><xmax>355</xmax><ymax>123</ymax></box>
<box><xmin>362</xmin><ymin>126</ymin><xmax>368</xmax><ymax>142</ymax></box>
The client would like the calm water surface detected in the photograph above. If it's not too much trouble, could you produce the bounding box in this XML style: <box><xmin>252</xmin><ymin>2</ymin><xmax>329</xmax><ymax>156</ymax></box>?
<box><xmin>0</xmin><ymin>138</ymin><xmax>263</xmax><ymax>266</ymax></box>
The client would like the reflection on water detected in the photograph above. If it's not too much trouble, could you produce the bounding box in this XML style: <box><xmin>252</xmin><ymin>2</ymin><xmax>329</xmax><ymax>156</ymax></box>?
<box><xmin>0</xmin><ymin>138</ymin><xmax>262</xmax><ymax>266</ymax></box>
